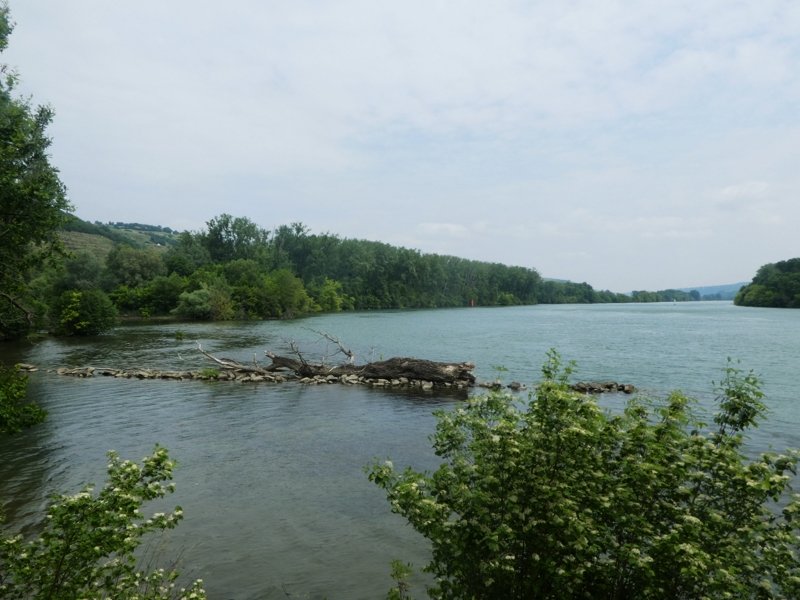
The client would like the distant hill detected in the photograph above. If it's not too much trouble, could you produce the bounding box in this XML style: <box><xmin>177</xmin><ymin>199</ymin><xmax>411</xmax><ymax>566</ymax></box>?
<box><xmin>59</xmin><ymin>214</ymin><xmax>180</xmax><ymax>257</ymax></box>
<box><xmin>678</xmin><ymin>282</ymin><xmax>747</xmax><ymax>301</ymax></box>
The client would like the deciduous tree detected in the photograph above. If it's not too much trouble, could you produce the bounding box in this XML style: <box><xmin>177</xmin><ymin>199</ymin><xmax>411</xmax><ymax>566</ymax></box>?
<box><xmin>0</xmin><ymin>3</ymin><xmax>71</xmax><ymax>339</ymax></box>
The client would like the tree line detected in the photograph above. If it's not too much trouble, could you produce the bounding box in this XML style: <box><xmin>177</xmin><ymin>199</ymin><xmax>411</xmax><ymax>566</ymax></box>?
<box><xmin>28</xmin><ymin>212</ymin><xmax>727</xmax><ymax>336</ymax></box>
<box><xmin>4</xmin><ymin>210</ymin><xmax>726</xmax><ymax>339</ymax></box>
<box><xmin>735</xmin><ymin>258</ymin><xmax>800</xmax><ymax>308</ymax></box>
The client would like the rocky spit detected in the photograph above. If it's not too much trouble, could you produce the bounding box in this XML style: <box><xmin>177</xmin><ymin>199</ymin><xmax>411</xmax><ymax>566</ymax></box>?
<box><xmin>29</xmin><ymin>364</ymin><xmax>634</xmax><ymax>395</ymax></box>
<box><xmin>50</xmin><ymin>365</ymin><xmax>470</xmax><ymax>391</ymax></box>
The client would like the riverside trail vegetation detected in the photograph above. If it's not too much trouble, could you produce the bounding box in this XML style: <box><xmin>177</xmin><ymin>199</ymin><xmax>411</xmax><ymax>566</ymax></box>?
<box><xmin>0</xmin><ymin>444</ymin><xmax>208</xmax><ymax>599</ymax></box>
<box><xmin>370</xmin><ymin>352</ymin><xmax>800</xmax><ymax>599</ymax></box>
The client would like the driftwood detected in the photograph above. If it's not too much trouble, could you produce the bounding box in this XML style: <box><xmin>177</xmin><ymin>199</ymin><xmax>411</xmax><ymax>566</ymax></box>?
<box><xmin>46</xmin><ymin>341</ymin><xmax>476</xmax><ymax>391</ymax></box>
<box><xmin>262</xmin><ymin>351</ymin><xmax>476</xmax><ymax>386</ymax></box>
<box><xmin>256</xmin><ymin>332</ymin><xmax>476</xmax><ymax>387</ymax></box>
<box><xmin>197</xmin><ymin>344</ymin><xmax>271</xmax><ymax>375</ymax></box>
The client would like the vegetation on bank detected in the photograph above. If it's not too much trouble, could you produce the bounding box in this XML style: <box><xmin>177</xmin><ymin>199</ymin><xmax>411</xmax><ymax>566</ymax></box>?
<box><xmin>735</xmin><ymin>258</ymin><xmax>800</xmax><ymax>308</ymax></box>
<box><xmin>0</xmin><ymin>2</ymin><xmax>71</xmax><ymax>340</ymax></box>
<box><xmin>0</xmin><ymin>444</ymin><xmax>207</xmax><ymax>599</ymax></box>
<box><xmin>371</xmin><ymin>352</ymin><xmax>800</xmax><ymax>599</ymax></box>
<box><xmin>0</xmin><ymin>364</ymin><xmax>45</xmax><ymax>434</ymax></box>
<box><xmin>10</xmin><ymin>208</ymin><xmax>723</xmax><ymax>342</ymax></box>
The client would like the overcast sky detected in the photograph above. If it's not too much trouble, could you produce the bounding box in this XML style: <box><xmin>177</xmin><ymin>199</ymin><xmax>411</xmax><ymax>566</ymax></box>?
<box><xmin>5</xmin><ymin>1</ymin><xmax>799</xmax><ymax>292</ymax></box>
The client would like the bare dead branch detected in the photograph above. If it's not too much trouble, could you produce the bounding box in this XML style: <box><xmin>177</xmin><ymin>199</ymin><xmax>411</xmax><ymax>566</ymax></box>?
<box><xmin>305</xmin><ymin>328</ymin><xmax>356</xmax><ymax>364</ymax></box>
<box><xmin>0</xmin><ymin>291</ymin><xmax>35</xmax><ymax>327</ymax></box>
<box><xmin>196</xmin><ymin>343</ymin><xmax>270</xmax><ymax>375</ymax></box>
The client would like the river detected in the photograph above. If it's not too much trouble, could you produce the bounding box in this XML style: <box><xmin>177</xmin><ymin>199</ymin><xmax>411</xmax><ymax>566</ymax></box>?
<box><xmin>1</xmin><ymin>302</ymin><xmax>799</xmax><ymax>598</ymax></box>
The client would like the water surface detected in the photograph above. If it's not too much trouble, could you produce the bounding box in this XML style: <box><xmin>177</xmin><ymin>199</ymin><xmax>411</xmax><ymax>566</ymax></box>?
<box><xmin>1</xmin><ymin>302</ymin><xmax>799</xmax><ymax>598</ymax></box>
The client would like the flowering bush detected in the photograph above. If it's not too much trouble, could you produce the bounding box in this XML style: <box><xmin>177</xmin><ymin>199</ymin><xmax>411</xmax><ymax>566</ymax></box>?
<box><xmin>370</xmin><ymin>351</ymin><xmax>800</xmax><ymax>599</ymax></box>
<box><xmin>0</xmin><ymin>446</ymin><xmax>206</xmax><ymax>599</ymax></box>
<box><xmin>0</xmin><ymin>364</ymin><xmax>45</xmax><ymax>434</ymax></box>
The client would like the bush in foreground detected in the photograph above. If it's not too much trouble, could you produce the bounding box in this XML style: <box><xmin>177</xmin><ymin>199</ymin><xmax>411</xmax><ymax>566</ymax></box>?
<box><xmin>0</xmin><ymin>364</ymin><xmax>45</xmax><ymax>434</ymax></box>
<box><xmin>370</xmin><ymin>351</ymin><xmax>800</xmax><ymax>599</ymax></box>
<box><xmin>0</xmin><ymin>446</ymin><xmax>206</xmax><ymax>599</ymax></box>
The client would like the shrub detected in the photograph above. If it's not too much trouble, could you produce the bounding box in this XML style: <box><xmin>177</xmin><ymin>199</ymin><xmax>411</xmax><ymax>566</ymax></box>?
<box><xmin>198</xmin><ymin>367</ymin><xmax>220</xmax><ymax>380</ymax></box>
<box><xmin>369</xmin><ymin>351</ymin><xmax>800</xmax><ymax>599</ymax></box>
<box><xmin>0</xmin><ymin>364</ymin><xmax>45</xmax><ymax>434</ymax></box>
<box><xmin>0</xmin><ymin>446</ymin><xmax>207</xmax><ymax>599</ymax></box>
<box><xmin>172</xmin><ymin>286</ymin><xmax>234</xmax><ymax>321</ymax></box>
<box><xmin>51</xmin><ymin>289</ymin><xmax>118</xmax><ymax>336</ymax></box>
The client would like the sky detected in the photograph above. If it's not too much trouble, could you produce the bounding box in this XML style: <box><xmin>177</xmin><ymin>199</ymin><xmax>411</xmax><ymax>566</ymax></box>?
<box><xmin>4</xmin><ymin>1</ymin><xmax>799</xmax><ymax>292</ymax></box>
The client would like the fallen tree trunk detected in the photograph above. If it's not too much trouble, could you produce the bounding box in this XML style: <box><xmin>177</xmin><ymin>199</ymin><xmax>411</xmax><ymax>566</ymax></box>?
<box><xmin>358</xmin><ymin>357</ymin><xmax>476</xmax><ymax>384</ymax></box>
<box><xmin>263</xmin><ymin>351</ymin><xmax>476</xmax><ymax>387</ymax></box>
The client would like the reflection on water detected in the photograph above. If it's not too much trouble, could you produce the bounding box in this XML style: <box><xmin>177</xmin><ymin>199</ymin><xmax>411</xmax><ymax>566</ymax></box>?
<box><xmin>1</xmin><ymin>303</ymin><xmax>800</xmax><ymax>598</ymax></box>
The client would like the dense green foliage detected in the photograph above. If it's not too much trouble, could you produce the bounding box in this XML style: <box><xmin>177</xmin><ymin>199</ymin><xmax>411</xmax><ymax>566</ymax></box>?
<box><xmin>0</xmin><ymin>4</ymin><xmax>71</xmax><ymax>340</ymax></box>
<box><xmin>39</xmin><ymin>213</ymin><xmax>681</xmax><ymax>324</ymax></box>
<box><xmin>735</xmin><ymin>258</ymin><xmax>800</xmax><ymax>308</ymax></box>
<box><xmin>370</xmin><ymin>353</ymin><xmax>800</xmax><ymax>599</ymax></box>
<box><xmin>46</xmin><ymin>213</ymin><xmax>725</xmax><ymax>324</ymax></box>
<box><xmin>630</xmin><ymin>288</ymin><xmax>695</xmax><ymax>303</ymax></box>
<box><xmin>50</xmin><ymin>289</ymin><xmax>118</xmax><ymax>336</ymax></box>
<box><xmin>0</xmin><ymin>446</ymin><xmax>207</xmax><ymax>599</ymax></box>
<box><xmin>108</xmin><ymin>221</ymin><xmax>176</xmax><ymax>234</ymax></box>
<box><xmin>0</xmin><ymin>364</ymin><xmax>45</xmax><ymax>434</ymax></box>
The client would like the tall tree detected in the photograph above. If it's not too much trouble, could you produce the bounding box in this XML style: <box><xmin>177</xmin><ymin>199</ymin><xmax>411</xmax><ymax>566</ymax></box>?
<box><xmin>202</xmin><ymin>214</ymin><xmax>269</xmax><ymax>263</ymax></box>
<box><xmin>0</xmin><ymin>3</ymin><xmax>71</xmax><ymax>339</ymax></box>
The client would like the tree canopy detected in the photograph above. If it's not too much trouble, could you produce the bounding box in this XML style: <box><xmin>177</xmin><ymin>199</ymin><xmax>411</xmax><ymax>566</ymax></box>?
<box><xmin>0</xmin><ymin>3</ymin><xmax>71</xmax><ymax>339</ymax></box>
<box><xmin>35</xmin><ymin>211</ymin><xmax>722</xmax><ymax>326</ymax></box>
<box><xmin>735</xmin><ymin>258</ymin><xmax>800</xmax><ymax>308</ymax></box>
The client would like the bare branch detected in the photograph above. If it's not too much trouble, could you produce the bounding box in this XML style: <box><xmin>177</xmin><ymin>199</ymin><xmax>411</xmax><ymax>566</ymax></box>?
<box><xmin>196</xmin><ymin>343</ymin><xmax>270</xmax><ymax>374</ymax></box>
<box><xmin>304</xmin><ymin>327</ymin><xmax>356</xmax><ymax>364</ymax></box>
<box><xmin>0</xmin><ymin>291</ymin><xmax>34</xmax><ymax>327</ymax></box>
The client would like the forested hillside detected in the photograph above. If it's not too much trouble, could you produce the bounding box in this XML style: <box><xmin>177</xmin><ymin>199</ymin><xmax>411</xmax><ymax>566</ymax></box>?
<box><xmin>735</xmin><ymin>258</ymin><xmax>800</xmax><ymax>308</ymax></box>
<box><xmin>44</xmin><ymin>214</ymin><xmax>631</xmax><ymax>327</ymax></box>
<box><xmin>4</xmin><ymin>209</ymin><xmax>735</xmax><ymax>338</ymax></box>
<box><xmin>34</xmin><ymin>211</ymin><xmax>747</xmax><ymax>334</ymax></box>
